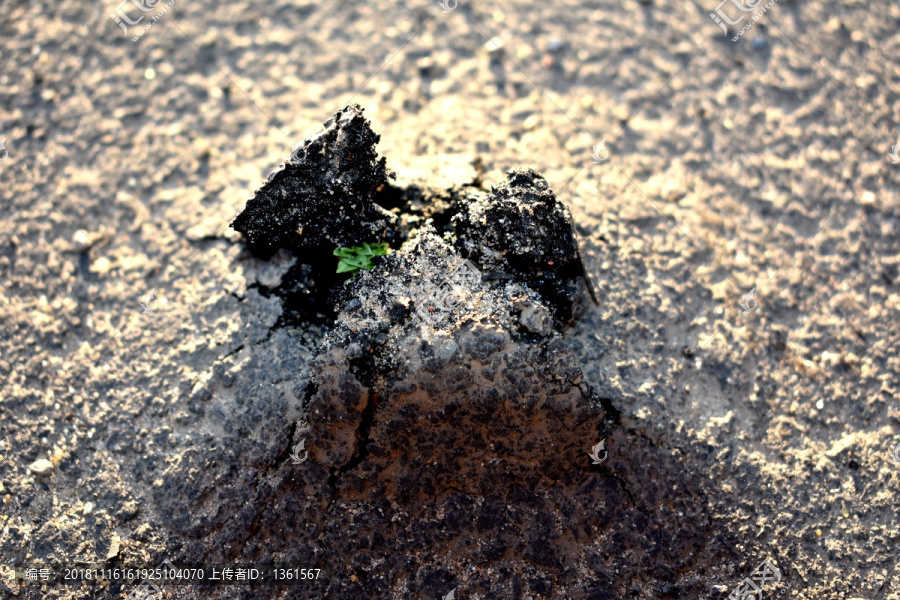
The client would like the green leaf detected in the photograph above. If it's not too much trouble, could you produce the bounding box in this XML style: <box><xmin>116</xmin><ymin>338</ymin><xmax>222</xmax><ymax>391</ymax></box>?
<box><xmin>334</xmin><ymin>243</ymin><xmax>390</xmax><ymax>275</ymax></box>
<box><xmin>336</xmin><ymin>260</ymin><xmax>357</xmax><ymax>273</ymax></box>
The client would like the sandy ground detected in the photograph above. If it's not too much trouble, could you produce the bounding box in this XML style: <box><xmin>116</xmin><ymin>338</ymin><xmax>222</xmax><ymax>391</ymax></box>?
<box><xmin>1</xmin><ymin>0</ymin><xmax>899</xmax><ymax>598</ymax></box>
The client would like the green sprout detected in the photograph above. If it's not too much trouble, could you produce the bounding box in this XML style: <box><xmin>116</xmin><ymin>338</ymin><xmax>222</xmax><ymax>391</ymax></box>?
<box><xmin>334</xmin><ymin>242</ymin><xmax>390</xmax><ymax>275</ymax></box>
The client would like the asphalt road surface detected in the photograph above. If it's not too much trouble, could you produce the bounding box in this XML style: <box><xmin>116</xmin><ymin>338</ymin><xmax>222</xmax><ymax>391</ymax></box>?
<box><xmin>1</xmin><ymin>0</ymin><xmax>899</xmax><ymax>598</ymax></box>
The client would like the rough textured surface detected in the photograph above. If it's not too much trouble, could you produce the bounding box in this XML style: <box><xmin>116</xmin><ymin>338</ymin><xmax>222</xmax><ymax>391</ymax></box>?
<box><xmin>231</xmin><ymin>104</ymin><xmax>397</xmax><ymax>258</ymax></box>
<box><xmin>2</xmin><ymin>0</ymin><xmax>900</xmax><ymax>599</ymax></box>
<box><xmin>308</xmin><ymin>228</ymin><xmax>604</xmax><ymax>484</ymax></box>
<box><xmin>452</xmin><ymin>168</ymin><xmax>593</xmax><ymax>324</ymax></box>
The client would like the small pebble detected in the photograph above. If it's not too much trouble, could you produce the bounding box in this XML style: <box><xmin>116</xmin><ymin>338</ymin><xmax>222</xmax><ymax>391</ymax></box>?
<box><xmin>28</xmin><ymin>458</ymin><xmax>54</xmax><ymax>475</ymax></box>
<box><xmin>106</xmin><ymin>536</ymin><xmax>121</xmax><ymax>559</ymax></box>
<box><xmin>752</xmin><ymin>37</ymin><xmax>767</xmax><ymax>50</ymax></box>
<box><xmin>73</xmin><ymin>229</ymin><xmax>93</xmax><ymax>252</ymax></box>
<box><xmin>522</xmin><ymin>114</ymin><xmax>540</xmax><ymax>131</ymax></box>
<box><xmin>546</xmin><ymin>38</ymin><xmax>564</xmax><ymax>53</ymax></box>
<box><xmin>416</xmin><ymin>57</ymin><xmax>435</xmax><ymax>78</ymax></box>
<box><xmin>484</xmin><ymin>37</ymin><xmax>504</xmax><ymax>55</ymax></box>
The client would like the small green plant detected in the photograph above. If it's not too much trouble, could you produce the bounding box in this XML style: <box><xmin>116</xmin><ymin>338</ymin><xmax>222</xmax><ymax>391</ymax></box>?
<box><xmin>334</xmin><ymin>242</ymin><xmax>390</xmax><ymax>275</ymax></box>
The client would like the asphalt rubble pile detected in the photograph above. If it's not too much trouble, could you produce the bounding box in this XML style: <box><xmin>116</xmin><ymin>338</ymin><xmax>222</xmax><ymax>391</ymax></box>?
<box><xmin>232</xmin><ymin>103</ymin><xmax>613</xmax><ymax>496</ymax></box>
<box><xmin>128</xmin><ymin>105</ymin><xmax>736</xmax><ymax>599</ymax></box>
